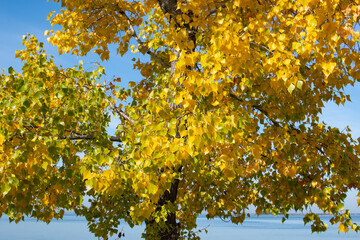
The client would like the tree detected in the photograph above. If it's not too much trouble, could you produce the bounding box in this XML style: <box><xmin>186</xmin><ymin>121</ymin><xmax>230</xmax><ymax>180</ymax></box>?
<box><xmin>1</xmin><ymin>0</ymin><xmax>360</xmax><ymax>239</ymax></box>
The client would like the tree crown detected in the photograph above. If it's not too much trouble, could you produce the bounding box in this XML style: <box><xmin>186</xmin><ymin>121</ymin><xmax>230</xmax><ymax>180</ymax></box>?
<box><xmin>1</xmin><ymin>0</ymin><xmax>360</xmax><ymax>239</ymax></box>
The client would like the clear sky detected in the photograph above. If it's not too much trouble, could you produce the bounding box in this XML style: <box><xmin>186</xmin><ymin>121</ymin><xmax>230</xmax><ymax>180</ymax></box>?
<box><xmin>0</xmin><ymin>0</ymin><xmax>359</xmax><ymax>213</ymax></box>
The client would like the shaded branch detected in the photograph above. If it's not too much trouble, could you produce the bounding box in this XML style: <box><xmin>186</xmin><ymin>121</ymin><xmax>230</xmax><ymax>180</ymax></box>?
<box><xmin>117</xmin><ymin>9</ymin><xmax>170</xmax><ymax>68</ymax></box>
<box><xmin>106</xmin><ymin>99</ymin><xmax>135</xmax><ymax>124</ymax></box>
<box><xmin>229</xmin><ymin>93</ymin><xmax>281</xmax><ymax>127</ymax></box>
<box><xmin>170</xmin><ymin>50</ymin><xmax>180</xmax><ymax>79</ymax></box>
<box><xmin>229</xmin><ymin>93</ymin><xmax>358</xmax><ymax>167</ymax></box>
<box><xmin>156</xmin><ymin>0</ymin><xmax>197</xmax><ymax>51</ymax></box>
<box><xmin>23</xmin><ymin>125</ymin><xmax>122</xmax><ymax>142</ymax></box>
<box><xmin>58</xmin><ymin>134</ymin><xmax>122</xmax><ymax>142</ymax></box>
<box><xmin>207</xmin><ymin>0</ymin><xmax>231</xmax><ymax>17</ymax></box>
<box><xmin>157</xmin><ymin>0</ymin><xmax>180</xmax><ymax>16</ymax></box>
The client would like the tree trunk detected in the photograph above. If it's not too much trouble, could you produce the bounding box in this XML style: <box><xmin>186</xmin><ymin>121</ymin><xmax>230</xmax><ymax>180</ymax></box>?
<box><xmin>143</xmin><ymin>2</ymin><xmax>192</xmax><ymax>239</ymax></box>
<box><xmin>145</xmin><ymin>178</ymin><xmax>180</xmax><ymax>240</ymax></box>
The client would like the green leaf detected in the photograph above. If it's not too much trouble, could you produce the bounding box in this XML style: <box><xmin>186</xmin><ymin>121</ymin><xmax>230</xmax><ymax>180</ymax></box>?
<box><xmin>1</xmin><ymin>183</ymin><xmax>11</xmax><ymax>196</ymax></box>
<box><xmin>8</xmin><ymin>177</ymin><xmax>19</xmax><ymax>188</ymax></box>
<box><xmin>296</xmin><ymin>80</ymin><xmax>303</xmax><ymax>90</ymax></box>
<box><xmin>8</xmin><ymin>66</ymin><xmax>15</xmax><ymax>75</ymax></box>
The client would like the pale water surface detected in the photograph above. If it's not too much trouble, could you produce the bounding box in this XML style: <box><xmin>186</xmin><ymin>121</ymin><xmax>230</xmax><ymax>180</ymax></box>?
<box><xmin>0</xmin><ymin>213</ymin><xmax>359</xmax><ymax>239</ymax></box>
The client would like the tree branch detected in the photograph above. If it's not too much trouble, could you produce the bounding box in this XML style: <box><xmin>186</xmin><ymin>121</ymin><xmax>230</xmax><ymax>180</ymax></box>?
<box><xmin>229</xmin><ymin>93</ymin><xmax>358</xmax><ymax>167</ymax></box>
<box><xmin>23</xmin><ymin>125</ymin><xmax>123</xmax><ymax>142</ymax></box>
<box><xmin>156</xmin><ymin>0</ymin><xmax>181</xmax><ymax>17</ymax></box>
<box><xmin>58</xmin><ymin>135</ymin><xmax>122</xmax><ymax>142</ymax></box>
<box><xmin>116</xmin><ymin>9</ymin><xmax>170</xmax><ymax>68</ymax></box>
<box><xmin>229</xmin><ymin>93</ymin><xmax>281</xmax><ymax>127</ymax></box>
<box><xmin>207</xmin><ymin>0</ymin><xmax>231</xmax><ymax>17</ymax></box>
<box><xmin>106</xmin><ymin>99</ymin><xmax>135</xmax><ymax>124</ymax></box>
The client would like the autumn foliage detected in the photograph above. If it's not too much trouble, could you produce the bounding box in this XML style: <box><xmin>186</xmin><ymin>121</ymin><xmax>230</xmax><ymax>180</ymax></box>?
<box><xmin>1</xmin><ymin>0</ymin><xmax>360</xmax><ymax>239</ymax></box>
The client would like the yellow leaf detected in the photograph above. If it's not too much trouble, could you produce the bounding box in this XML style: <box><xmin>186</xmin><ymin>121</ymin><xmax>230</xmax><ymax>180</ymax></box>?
<box><xmin>128</xmin><ymin>81</ymin><xmax>136</xmax><ymax>87</ymax></box>
<box><xmin>148</xmin><ymin>183</ymin><xmax>158</xmax><ymax>195</ymax></box>
<box><xmin>0</xmin><ymin>133</ymin><xmax>4</xmax><ymax>145</ymax></box>
<box><xmin>252</xmin><ymin>145</ymin><xmax>262</xmax><ymax>159</ymax></box>
<box><xmin>352</xmin><ymin>223</ymin><xmax>358</xmax><ymax>231</ymax></box>
<box><xmin>322</xmin><ymin>62</ymin><xmax>336</xmax><ymax>78</ymax></box>
<box><xmin>287</xmin><ymin>166</ymin><xmax>297</xmax><ymax>178</ymax></box>
<box><xmin>169</xmin><ymin>53</ymin><xmax>178</xmax><ymax>62</ymax></box>
<box><xmin>287</xmin><ymin>83</ymin><xmax>295</xmax><ymax>94</ymax></box>
<box><xmin>339</xmin><ymin>223</ymin><xmax>349</xmax><ymax>233</ymax></box>
<box><xmin>184</xmin><ymin>144</ymin><xmax>193</xmax><ymax>156</ymax></box>
<box><xmin>212</xmin><ymin>100</ymin><xmax>220</xmax><ymax>106</ymax></box>
<box><xmin>223</xmin><ymin>168</ymin><xmax>236</xmax><ymax>181</ymax></box>
<box><xmin>41</xmin><ymin>161</ymin><xmax>49</xmax><ymax>169</ymax></box>
<box><xmin>82</xmin><ymin>169</ymin><xmax>94</xmax><ymax>181</ymax></box>
<box><xmin>0</xmin><ymin>133</ymin><xmax>4</xmax><ymax>151</ymax></box>
<box><xmin>305</xmin><ymin>15</ymin><xmax>317</xmax><ymax>28</ymax></box>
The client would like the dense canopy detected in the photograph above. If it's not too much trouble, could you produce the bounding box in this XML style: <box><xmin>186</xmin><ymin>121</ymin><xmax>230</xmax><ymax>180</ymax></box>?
<box><xmin>1</xmin><ymin>0</ymin><xmax>360</xmax><ymax>239</ymax></box>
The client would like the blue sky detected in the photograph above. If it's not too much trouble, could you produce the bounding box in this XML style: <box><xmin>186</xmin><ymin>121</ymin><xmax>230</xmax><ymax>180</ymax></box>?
<box><xmin>0</xmin><ymin>1</ymin><xmax>142</xmax><ymax>86</ymax></box>
<box><xmin>1</xmin><ymin>0</ymin><xmax>359</xmax><ymax>213</ymax></box>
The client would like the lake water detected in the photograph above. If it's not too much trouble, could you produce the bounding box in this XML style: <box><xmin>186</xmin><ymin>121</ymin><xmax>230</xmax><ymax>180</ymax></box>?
<box><xmin>0</xmin><ymin>213</ymin><xmax>359</xmax><ymax>239</ymax></box>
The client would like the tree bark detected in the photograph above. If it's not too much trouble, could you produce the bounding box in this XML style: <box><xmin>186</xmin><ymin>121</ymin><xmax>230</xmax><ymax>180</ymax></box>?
<box><xmin>145</xmin><ymin>177</ymin><xmax>181</xmax><ymax>240</ymax></box>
